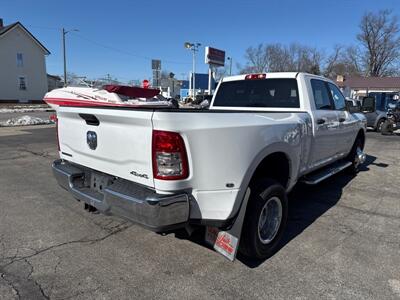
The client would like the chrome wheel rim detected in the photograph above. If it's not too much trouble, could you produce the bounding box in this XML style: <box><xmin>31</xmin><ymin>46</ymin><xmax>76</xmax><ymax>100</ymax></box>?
<box><xmin>354</xmin><ymin>146</ymin><xmax>365</xmax><ymax>167</ymax></box>
<box><xmin>378</xmin><ymin>121</ymin><xmax>383</xmax><ymax>131</ymax></box>
<box><xmin>258</xmin><ymin>196</ymin><xmax>282</xmax><ymax>244</ymax></box>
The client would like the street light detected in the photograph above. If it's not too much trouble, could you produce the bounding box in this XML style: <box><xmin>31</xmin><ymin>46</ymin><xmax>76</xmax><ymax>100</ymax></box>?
<box><xmin>227</xmin><ymin>57</ymin><xmax>233</xmax><ymax>76</ymax></box>
<box><xmin>62</xmin><ymin>28</ymin><xmax>79</xmax><ymax>87</ymax></box>
<box><xmin>184</xmin><ymin>42</ymin><xmax>201</xmax><ymax>99</ymax></box>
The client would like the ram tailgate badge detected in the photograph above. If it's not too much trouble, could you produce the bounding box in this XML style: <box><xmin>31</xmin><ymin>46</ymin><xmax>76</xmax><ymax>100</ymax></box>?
<box><xmin>87</xmin><ymin>131</ymin><xmax>97</xmax><ymax>150</ymax></box>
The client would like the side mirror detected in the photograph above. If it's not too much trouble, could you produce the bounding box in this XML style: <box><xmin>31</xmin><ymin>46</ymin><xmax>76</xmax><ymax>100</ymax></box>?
<box><xmin>348</xmin><ymin>105</ymin><xmax>360</xmax><ymax>114</ymax></box>
<box><xmin>361</xmin><ymin>96</ymin><xmax>375</xmax><ymax>113</ymax></box>
<box><xmin>345</xmin><ymin>99</ymin><xmax>361</xmax><ymax>113</ymax></box>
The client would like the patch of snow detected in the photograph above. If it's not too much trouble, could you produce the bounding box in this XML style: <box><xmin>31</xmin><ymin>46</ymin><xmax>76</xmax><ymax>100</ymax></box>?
<box><xmin>0</xmin><ymin>107</ymin><xmax>53</xmax><ymax>113</ymax></box>
<box><xmin>389</xmin><ymin>279</ymin><xmax>400</xmax><ymax>297</ymax></box>
<box><xmin>0</xmin><ymin>115</ymin><xmax>54</xmax><ymax>127</ymax></box>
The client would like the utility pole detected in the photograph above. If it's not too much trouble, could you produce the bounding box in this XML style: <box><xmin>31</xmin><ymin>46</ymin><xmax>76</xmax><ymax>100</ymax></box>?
<box><xmin>62</xmin><ymin>28</ymin><xmax>78</xmax><ymax>87</ymax></box>
<box><xmin>192</xmin><ymin>49</ymin><xmax>196</xmax><ymax>98</ymax></box>
<box><xmin>184</xmin><ymin>42</ymin><xmax>201</xmax><ymax>99</ymax></box>
<box><xmin>62</xmin><ymin>28</ymin><xmax>67</xmax><ymax>87</ymax></box>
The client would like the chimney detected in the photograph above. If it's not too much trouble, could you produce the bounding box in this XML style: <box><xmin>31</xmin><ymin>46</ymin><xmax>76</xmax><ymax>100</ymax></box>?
<box><xmin>336</xmin><ymin>75</ymin><xmax>345</xmax><ymax>82</ymax></box>
<box><xmin>0</xmin><ymin>19</ymin><xmax>3</xmax><ymax>29</ymax></box>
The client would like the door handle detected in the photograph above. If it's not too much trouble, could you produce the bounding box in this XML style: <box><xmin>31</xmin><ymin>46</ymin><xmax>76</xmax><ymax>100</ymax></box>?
<box><xmin>339</xmin><ymin>117</ymin><xmax>346</xmax><ymax>123</ymax></box>
<box><xmin>79</xmin><ymin>114</ymin><xmax>100</xmax><ymax>126</ymax></box>
<box><xmin>317</xmin><ymin>118</ymin><xmax>326</xmax><ymax>125</ymax></box>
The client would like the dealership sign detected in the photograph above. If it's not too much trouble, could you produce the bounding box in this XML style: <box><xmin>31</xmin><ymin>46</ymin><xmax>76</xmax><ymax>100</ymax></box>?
<box><xmin>205</xmin><ymin>46</ymin><xmax>225</xmax><ymax>67</ymax></box>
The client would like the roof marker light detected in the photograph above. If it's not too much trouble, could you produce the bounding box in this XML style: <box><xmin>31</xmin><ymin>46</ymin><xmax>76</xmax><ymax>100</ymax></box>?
<box><xmin>245</xmin><ymin>74</ymin><xmax>266</xmax><ymax>80</ymax></box>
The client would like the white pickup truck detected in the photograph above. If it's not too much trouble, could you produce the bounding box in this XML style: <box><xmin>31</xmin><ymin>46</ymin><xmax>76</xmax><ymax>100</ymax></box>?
<box><xmin>52</xmin><ymin>72</ymin><xmax>372</xmax><ymax>260</ymax></box>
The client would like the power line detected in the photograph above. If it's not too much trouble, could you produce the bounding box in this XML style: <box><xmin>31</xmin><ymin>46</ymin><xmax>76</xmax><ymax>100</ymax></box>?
<box><xmin>70</xmin><ymin>32</ymin><xmax>191</xmax><ymax>65</ymax></box>
<box><xmin>24</xmin><ymin>24</ymin><xmax>60</xmax><ymax>31</ymax></box>
<box><xmin>24</xmin><ymin>24</ymin><xmax>192</xmax><ymax>65</ymax></box>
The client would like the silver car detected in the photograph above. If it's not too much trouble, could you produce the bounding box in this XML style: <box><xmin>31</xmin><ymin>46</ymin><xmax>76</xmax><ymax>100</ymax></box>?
<box><xmin>365</xmin><ymin>92</ymin><xmax>399</xmax><ymax>131</ymax></box>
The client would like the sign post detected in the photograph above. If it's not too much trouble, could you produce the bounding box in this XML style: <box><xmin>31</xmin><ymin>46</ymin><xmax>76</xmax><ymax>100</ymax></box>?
<box><xmin>205</xmin><ymin>46</ymin><xmax>225</xmax><ymax>95</ymax></box>
<box><xmin>151</xmin><ymin>59</ymin><xmax>161</xmax><ymax>88</ymax></box>
<box><xmin>208</xmin><ymin>66</ymin><xmax>213</xmax><ymax>95</ymax></box>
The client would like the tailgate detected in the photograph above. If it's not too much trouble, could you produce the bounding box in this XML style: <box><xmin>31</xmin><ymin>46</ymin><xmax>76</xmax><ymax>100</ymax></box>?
<box><xmin>57</xmin><ymin>106</ymin><xmax>154</xmax><ymax>188</ymax></box>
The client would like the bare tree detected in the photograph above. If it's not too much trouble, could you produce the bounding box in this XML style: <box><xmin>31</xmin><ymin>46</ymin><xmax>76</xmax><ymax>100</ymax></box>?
<box><xmin>357</xmin><ymin>10</ymin><xmax>400</xmax><ymax>76</ymax></box>
<box><xmin>324</xmin><ymin>45</ymin><xmax>342</xmax><ymax>78</ymax></box>
<box><xmin>323</xmin><ymin>45</ymin><xmax>362</xmax><ymax>78</ymax></box>
<box><xmin>289</xmin><ymin>44</ymin><xmax>323</xmax><ymax>74</ymax></box>
<box><xmin>241</xmin><ymin>44</ymin><xmax>270</xmax><ymax>73</ymax></box>
<box><xmin>240</xmin><ymin>10</ymin><xmax>400</xmax><ymax>78</ymax></box>
<box><xmin>267</xmin><ymin>44</ymin><xmax>293</xmax><ymax>72</ymax></box>
<box><xmin>240</xmin><ymin>43</ymin><xmax>324</xmax><ymax>74</ymax></box>
<box><xmin>213</xmin><ymin>65</ymin><xmax>230</xmax><ymax>81</ymax></box>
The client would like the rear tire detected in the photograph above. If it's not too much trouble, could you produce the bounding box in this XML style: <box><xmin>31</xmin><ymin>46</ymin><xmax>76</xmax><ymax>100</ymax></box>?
<box><xmin>240</xmin><ymin>178</ymin><xmax>288</xmax><ymax>260</ymax></box>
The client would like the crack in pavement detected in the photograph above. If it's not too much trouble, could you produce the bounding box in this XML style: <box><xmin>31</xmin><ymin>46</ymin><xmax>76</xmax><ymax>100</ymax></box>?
<box><xmin>337</xmin><ymin>203</ymin><xmax>400</xmax><ymax>220</ymax></box>
<box><xmin>17</xmin><ymin>148</ymin><xmax>52</xmax><ymax>159</ymax></box>
<box><xmin>60</xmin><ymin>284</ymin><xmax>102</xmax><ymax>300</ymax></box>
<box><xmin>0</xmin><ymin>272</ymin><xmax>20</xmax><ymax>299</ymax></box>
<box><xmin>24</xmin><ymin>258</ymin><xmax>49</xmax><ymax>300</ymax></box>
<box><xmin>0</xmin><ymin>224</ymin><xmax>131</xmax><ymax>299</ymax></box>
<box><xmin>46</xmin><ymin>254</ymin><xmax>61</xmax><ymax>299</ymax></box>
<box><xmin>0</xmin><ymin>223</ymin><xmax>132</xmax><ymax>270</ymax></box>
<box><xmin>0</xmin><ymin>155</ymin><xmax>28</xmax><ymax>161</ymax></box>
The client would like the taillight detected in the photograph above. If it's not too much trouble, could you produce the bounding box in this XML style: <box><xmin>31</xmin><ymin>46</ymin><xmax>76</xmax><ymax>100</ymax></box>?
<box><xmin>152</xmin><ymin>130</ymin><xmax>189</xmax><ymax>180</ymax></box>
<box><xmin>245</xmin><ymin>73</ymin><xmax>266</xmax><ymax>80</ymax></box>
<box><xmin>52</xmin><ymin>114</ymin><xmax>60</xmax><ymax>151</ymax></box>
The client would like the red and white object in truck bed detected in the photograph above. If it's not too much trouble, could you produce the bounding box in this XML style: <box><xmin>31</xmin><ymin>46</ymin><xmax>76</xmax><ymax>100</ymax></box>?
<box><xmin>44</xmin><ymin>85</ymin><xmax>169</xmax><ymax>109</ymax></box>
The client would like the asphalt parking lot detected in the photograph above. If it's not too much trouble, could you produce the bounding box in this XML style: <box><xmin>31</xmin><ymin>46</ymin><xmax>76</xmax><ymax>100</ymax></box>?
<box><xmin>0</xmin><ymin>126</ymin><xmax>399</xmax><ymax>299</ymax></box>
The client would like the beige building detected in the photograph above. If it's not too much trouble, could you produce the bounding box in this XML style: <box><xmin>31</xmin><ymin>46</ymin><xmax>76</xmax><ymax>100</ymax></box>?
<box><xmin>336</xmin><ymin>75</ymin><xmax>400</xmax><ymax>99</ymax></box>
<box><xmin>47</xmin><ymin>74</ymin><xmax>62</xmax><ymax>91</ymax></box>
<box><xmin>0</xmin><ymin>19</ymin><xmax>50</xmax><ymax>102</ymax></box>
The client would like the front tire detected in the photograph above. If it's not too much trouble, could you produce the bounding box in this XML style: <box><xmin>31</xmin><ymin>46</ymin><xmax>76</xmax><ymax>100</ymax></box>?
<box><xmin>381</xmin><ymin>120</ymin><xmax>393</xmax><ymax>135</ymax></box>
<box><xmin>375</xmin><ymin>118</ymin><xmax>385</xmax><ymax>132</ymax></box>
<box><xmin>346</xmin><ymin>137</ymin><xmax>364</xmax><ymax>174</ymax></box>
<box><xmin>240</xmin><ymin>179</ymin><xmax>288</xmax><ymax>260</ymax></box>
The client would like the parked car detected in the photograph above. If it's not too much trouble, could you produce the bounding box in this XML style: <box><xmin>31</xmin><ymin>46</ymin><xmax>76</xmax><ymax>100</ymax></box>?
<box><xmin>50</xmin><ymin>72</ymin><xmax>373</xmax><ymax>260</ymax></box>
<box><xmin>381</xmin><ymin>101</ymin><xmax>400</xmax><ymax>135</ymax></box>
<box><xmin>364</xmin><ymin>92</ymin><xmax>399</xmax><ymax>131</ymax></box>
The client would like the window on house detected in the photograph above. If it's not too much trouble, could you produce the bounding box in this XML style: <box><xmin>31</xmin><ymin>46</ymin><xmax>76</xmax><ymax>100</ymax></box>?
<box><xmin>17</xmin><ymin>53</ymin><xmax>24</xmax><ymax>67</ymax></box>
<box><xmin>18</xmin><ymin>77</ymin><xmax>27</xmax><ymax>90</ymax></box>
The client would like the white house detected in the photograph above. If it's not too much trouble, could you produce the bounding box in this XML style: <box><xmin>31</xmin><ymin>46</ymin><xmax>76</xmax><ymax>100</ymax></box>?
<box><xmin>0</xmin><ymin>19</ymin><xmax>50</xmax><ymax>102</ymax></box>
<box><xmin>336</xmin><ymin>75</ymin><xmax>400</xmax><ymax>99</ymax></box>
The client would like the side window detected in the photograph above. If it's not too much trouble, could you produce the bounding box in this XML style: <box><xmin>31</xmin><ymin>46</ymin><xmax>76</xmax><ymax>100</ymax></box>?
<box><xmin>16</xmin><ymin>53</ymin><xmax>23</xmax><ymax>67</ymax></box>
<box><xmin>311</xmin><ymin>79</ymin><xmax>332</xmax><ymax>109</ymax></box>
<box><xmin>18</xmin><ymin>76</ymin><xmax>27</xmax><ymax>90</ymax></box>
<box><xmin>327</xmin><ymin>83</ymin><xmax>346</xmax><ymax>110</ymax></box>
<box><xmin>371</xmin><ymin>93</ymin><xmax>382</xmax><ymax>110</ymax></box>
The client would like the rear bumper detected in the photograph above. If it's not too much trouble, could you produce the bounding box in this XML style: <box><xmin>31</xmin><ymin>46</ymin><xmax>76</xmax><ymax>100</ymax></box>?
<box><xmin>52</xmin><ymin>159</ymin><xmax>189</xmax><ymax>232</ymax></box>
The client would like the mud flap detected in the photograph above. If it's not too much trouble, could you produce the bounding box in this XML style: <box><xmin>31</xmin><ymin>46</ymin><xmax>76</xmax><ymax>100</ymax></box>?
<box><xmin>205</xmin><ymin>188</ymin><xmax>251</xmax><ymax>261</ymax></box>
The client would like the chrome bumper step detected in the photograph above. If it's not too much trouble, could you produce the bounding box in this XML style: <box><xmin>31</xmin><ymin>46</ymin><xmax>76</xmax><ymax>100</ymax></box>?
<box><xmin>52</xmin><ymin>159</ymin><xmax>189</xmax><ymax>232</ymax></box>
<box><xmin>300</xmin><ymin>160</ymin><xmax>352</xmax><ymax>185</ymax></box>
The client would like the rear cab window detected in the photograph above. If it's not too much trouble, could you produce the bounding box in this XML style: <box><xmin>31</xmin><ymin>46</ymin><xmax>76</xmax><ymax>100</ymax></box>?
<box><xmin>212</xmin><ymin>79</ymin><xmax>300</xmax><ymax>108</ymax></box>
<box><xmin>311</xmin><ymin>79</ymin><xmax>333</xmax><ymax>110</ymax></box>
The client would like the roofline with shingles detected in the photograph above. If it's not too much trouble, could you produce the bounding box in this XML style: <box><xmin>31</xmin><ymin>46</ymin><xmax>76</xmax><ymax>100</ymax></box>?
<box><xmin>0</xmin><ymin>21</ymin><xmax>50</xmax><ymax>55</ymax></box>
